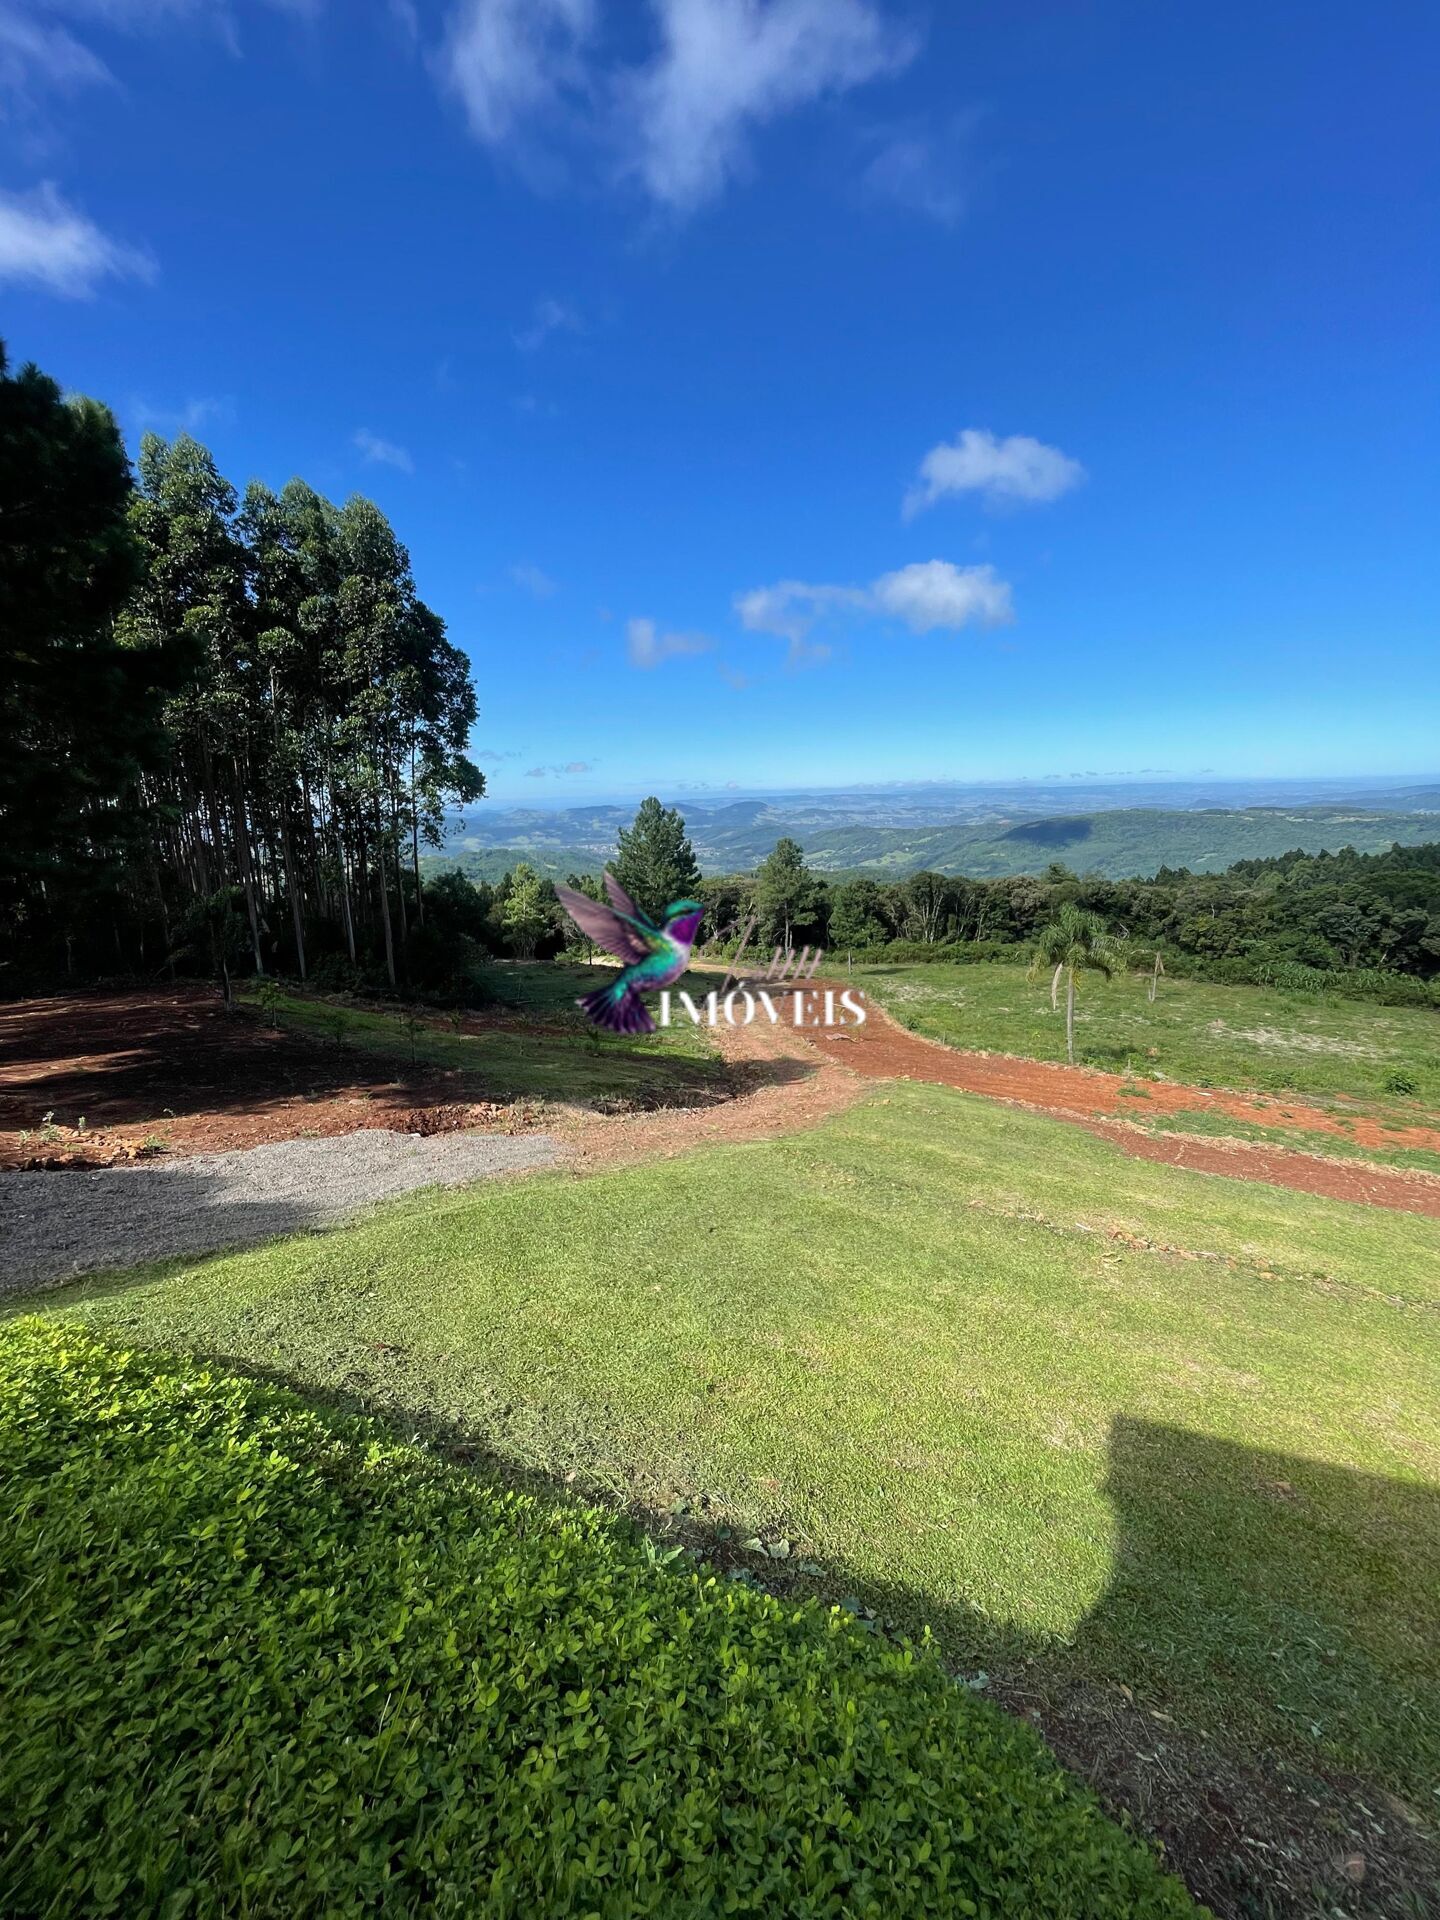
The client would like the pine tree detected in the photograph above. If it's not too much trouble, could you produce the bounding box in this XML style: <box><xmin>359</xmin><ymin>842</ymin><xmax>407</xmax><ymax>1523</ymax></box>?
<box><xmin>754</xmin><ymin>837</ymin><xmax>818</xmax><ymax>950</ymax></box>
<box><xmin>612</xmin><ymin>798</ymin><xmax>701</xmax><ymax>923</ymax></box>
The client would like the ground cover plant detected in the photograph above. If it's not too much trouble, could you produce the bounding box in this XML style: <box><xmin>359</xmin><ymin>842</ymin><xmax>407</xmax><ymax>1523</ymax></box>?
<box><xmin>853</xmin><ymin>960</ymin><xmax>1440</xmax><ymax>1111</ymax></box>
<box><xmin>0</xmin><ymin>1319</ymin><xmax>1197</xmax><ymax>1919</ymax></box>
<box><xmin>25</xmin><ymin>1086</ymin><xmax>1438</xmax><ymax>1856</ymax></box>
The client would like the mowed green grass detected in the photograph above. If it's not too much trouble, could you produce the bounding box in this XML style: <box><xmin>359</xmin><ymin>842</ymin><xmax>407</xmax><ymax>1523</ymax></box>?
<box><xmin>24</xmin><ymin>1083</ymin><xmax>1440</xmax><ymax>1808</ymax></box>
<box><xmin>260</xmin><ymin>965</ymin><xmax>724</xmax><ymax>1108</ymax></box>
<box><xmin>854</xmin><ymin>960</ymin><xmax>1440</xmax><ymax>1110</ymax></box>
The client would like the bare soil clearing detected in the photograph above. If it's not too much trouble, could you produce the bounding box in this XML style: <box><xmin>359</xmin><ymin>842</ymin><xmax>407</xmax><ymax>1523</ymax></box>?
<box><xmin>557</xmin><ymin>1013</ymin><xmax>868</xmax><ymax>1171</ymax></box>
<box><xmin>810</xmin><ymin>997</ymin><xmax>1440</xmax><ymax>1219</ymax></box>
<box><xmin>0</xmin><ymin>989</ymin><xmax>569</xmax><ymax>1169</ymax></box>
<box><xmin>5</xmin><ymin>986</ymin><xmax>1440</xmax><ymax>1218</ymax></box>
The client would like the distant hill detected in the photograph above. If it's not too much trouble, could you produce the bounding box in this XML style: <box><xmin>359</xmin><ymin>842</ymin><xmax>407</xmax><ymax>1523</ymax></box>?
<box><xmin>794</xmin><ymin>807</ymin><xmax>1440</xmax><ymax>878</ymax></box>
<box><xmin>430</xmin><ymin>801</ymin><xmax>1440</xmax><ymax>883</ymax></box>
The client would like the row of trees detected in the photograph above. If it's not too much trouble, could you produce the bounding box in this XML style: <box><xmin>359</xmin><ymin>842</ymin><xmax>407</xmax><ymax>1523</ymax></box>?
<box><xmin>695</xmin><ymin>842</ymin><xmax>1440</xmax><ymax>981</ymax></box>
<box><xmin>2</xmin><ymin>344</ymin><xmax>482</xmax><ymax>991</ymax></box>
<box><xmin>433</xmin><ymin>808</ymin><xmax>1440</xmax><ymax>992</ymax></box>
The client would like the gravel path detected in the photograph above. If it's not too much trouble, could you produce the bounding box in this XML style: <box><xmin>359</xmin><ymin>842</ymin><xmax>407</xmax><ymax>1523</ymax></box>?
<box><xmin>0</xmin><ymin>1129</ymin><xmax>562</xmax><ymax>1292</ymax></box>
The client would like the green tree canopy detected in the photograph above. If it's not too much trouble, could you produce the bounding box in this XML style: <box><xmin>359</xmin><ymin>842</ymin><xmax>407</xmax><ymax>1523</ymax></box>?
<box><xmin>499</xmin><ymin>863</ymin><xmax>553</xmax><ymax>959</ymax></box>
<box><xmin>0</xmin><ymin>345</ymin><xmax>189</xmax><ymax>923</ymax></box>
<box><xmin>612</xmin><ymin>798</ymin><xmax>701</xmax><ymax>924</ymax></box>
<box><xmin>754</xmin><ymin>837</ymin><xmax>821</xmax><ymax>949</ymax></box>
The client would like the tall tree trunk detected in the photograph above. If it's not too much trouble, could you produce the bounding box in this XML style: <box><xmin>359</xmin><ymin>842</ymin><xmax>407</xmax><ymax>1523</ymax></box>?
<box><xmin>231</xmin><ymin>767</ymin><xmax>264</xmax><ymax>976</ymax></box>
<box><xmin>411</xmin><ymin>745</ymin><xmax>425</xmax><ymax>926</ymax></box>
<box><xmin>340</xmin><ymin>842</ymin><xmax>357</xmax><ymax>963</ymax></box>
<box><xmin>1065</xmin><ymin>968</ymin><xmax>1076</xmax><ymax>1065</ymax></box>
<box><xmin>279</xmin><ymin>806</ymin><xmax>307</xmax><ymax>982</ymax></box>
<box><xmin>374</xmin><ymin>805</ymin><xmax>397</xmax><ymax>988</ymax></box>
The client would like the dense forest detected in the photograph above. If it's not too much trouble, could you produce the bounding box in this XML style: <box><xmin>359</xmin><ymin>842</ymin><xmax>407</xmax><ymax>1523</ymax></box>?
<box><xmin>438</xmin><ymin>818</ymin><xmax>1440</xmax><ymax>1003</ymax></box>
<box><xmin>1</xmin><ymin>344</ymin><xmax>480</xmax><ymax>993</ymax></box>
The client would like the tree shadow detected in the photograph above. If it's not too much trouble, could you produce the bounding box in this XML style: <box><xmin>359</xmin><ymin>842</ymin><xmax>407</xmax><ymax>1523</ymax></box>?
<box><xmin>796</xmin><ymin>1418</ymin><xmax>1440</xmax><ymax>1920</ymax></box>
<box><xmin>0</xmin><ymin>982</ymin><xmax>777</xmax><ymax>1139</ymax></box>
<box><xmin>0</xmin><ymin>1135</ymin><xmax>559</xmax><ymax>1291</ymax></box>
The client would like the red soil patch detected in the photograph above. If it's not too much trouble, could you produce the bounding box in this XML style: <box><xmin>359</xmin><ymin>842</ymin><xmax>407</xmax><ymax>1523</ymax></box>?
<box><xmin>557</xmin><ymin>1016</ymin><xmax>866</xmax><ymax>1172</ymax></box>
<box><xmin>0</xmin><ymin>990</ymin><xmax>535</xmax><ymax>1169</ymax></box>
<box><xmin>809</xmin><ymin>1000</ymin><xmax>1440</xmax><ymax>1219</ymax></box>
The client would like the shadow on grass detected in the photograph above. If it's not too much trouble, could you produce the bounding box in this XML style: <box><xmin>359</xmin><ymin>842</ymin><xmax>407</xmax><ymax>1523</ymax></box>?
<box><xmin>146</xmin><ymin>1354</ymin><xmax>1440</xmax><ymax>1920</ymax></box>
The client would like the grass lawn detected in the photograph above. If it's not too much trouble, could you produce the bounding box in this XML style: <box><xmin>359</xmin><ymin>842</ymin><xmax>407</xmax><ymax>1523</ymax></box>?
<box><xmin>853</xmin><ymin>960</ymin><xmax>1440</xmax><ymax>1111</ymax></box>
<box><xmin>258</xmin><ymin>964</ymin><xmax>725</xmax><ymax>1109</ymax></box>
<box><xmin>23</xmin><ymin>1083</ymin><xmax>1439</xmax><ymax>1825</ymax></box>
<box><xmin>0</xmin><ymin>1321</ymin><xmax>1197</xmax><ymax>1918</ymax></box>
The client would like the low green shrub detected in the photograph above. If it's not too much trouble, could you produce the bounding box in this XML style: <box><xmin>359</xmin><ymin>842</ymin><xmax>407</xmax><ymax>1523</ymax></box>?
<box><xmin>1382</xmin><ymin>1067</ymin><xmax>1420</xmax><ymax>1097</ymax></box>
<box><xmin>0</xmin><ymin>1322</ymin><xmax>1197</xmax><ymax>1919</ymax></box>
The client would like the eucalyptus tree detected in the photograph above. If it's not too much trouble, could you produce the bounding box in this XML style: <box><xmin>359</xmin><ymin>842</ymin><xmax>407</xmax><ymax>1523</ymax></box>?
<box><xmin>0</xmin><ymin>346</ymin><xmax>182</xmax><ymax>956</ymax></box>
<box><xmin>1028</xmin><ymin>903</ymin><xmax>1119</xmax><ymax>1065</ymax></box>
<box><xmin>121</xmin><ymin>433</ymin><xmax>266</xmax><ymax>966</ymax></box>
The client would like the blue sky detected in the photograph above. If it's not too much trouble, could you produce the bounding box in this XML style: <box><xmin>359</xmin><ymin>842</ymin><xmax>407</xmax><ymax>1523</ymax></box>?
<box><xmin>2</xmin><ymin>0</ymin><xmax>1437</xmax><ymax>804</ymax></box>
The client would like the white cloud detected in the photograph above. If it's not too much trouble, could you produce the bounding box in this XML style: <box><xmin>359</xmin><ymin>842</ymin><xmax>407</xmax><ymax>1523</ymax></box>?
<box><xmin>733</xmin><ymin>579</ymin><xmax>863</xmax><ymax>646</ymax></box>
<box><xmin>737</xmin><ymin>559</ymin><xmax>1013</xmax><ymax>648</ymax></box>
<box><xmin>510</xmin><ymin>561</ymin><xmax>558</xmax><ymax>597</ymax></box>
<box><xmin>619</xmin><ymin>0</ymin><xmax>915</xmax><ymax>213</ymax></box>
<box><xmin>870</xmin><ymin>560</ymin><xmax>1013</xmax><ymax>632</ymax></box>
<box><xmin>352</xmin><ymin>427</ymin><xmax>414</xmax><ymax>473</ymax></box>
<box><xmin>435</xmin><ymin>0</ymin><xmax>916</xmax><ymax>214</ymax></box>
<box><xmin>0</xmin><ymin>182</ymin><xmax>152</xmax><ymax>296</ymax></box>
<box><xmin>904</xmin><ymin>428</ymin><xmax>1085</xmax><ymax>516</ymax></box>
<box><xmin>513</xmin><ymin>294</ymin><xmax>581</xmax><ymax>351</ymax></box>
<box><xmin>626</xmin><ymin>615</ymin><xmax>713</xmax><ymax>668</ymax></box>
<box><xmin>437</xmin><ymin>0</ymin><xmax>595</xmax><ymax>147</ymax></box>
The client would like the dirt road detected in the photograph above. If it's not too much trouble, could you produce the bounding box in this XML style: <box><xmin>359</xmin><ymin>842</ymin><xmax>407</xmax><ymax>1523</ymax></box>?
<box><xmin>808</xmin><ymin>998</ymin><xmax>1440</xmax><ymax>1218</ymax></box>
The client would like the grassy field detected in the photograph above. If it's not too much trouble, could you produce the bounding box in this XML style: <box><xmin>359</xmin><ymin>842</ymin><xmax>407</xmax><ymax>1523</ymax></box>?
<box><xmin>257</xmin><ymin>964</ymin><xmax>724</xmax><ymax>1109</ymax></box>
<box><xmin>853</xmin><ymin>960</ymin><xmax>1440</xmax><ymax>1109</ymax></box>
<box><xmin>23</xmin><ymin>1082</ymin><xmax>1439</xmax><ymax>1827</ymax></box>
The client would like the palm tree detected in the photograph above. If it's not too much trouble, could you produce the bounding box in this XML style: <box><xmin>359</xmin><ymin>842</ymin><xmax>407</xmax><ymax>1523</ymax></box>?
<box><xmin>1028</xmin><ymin>904</ymin><xmax>1118</xmax><ymax>1065</ymax></box>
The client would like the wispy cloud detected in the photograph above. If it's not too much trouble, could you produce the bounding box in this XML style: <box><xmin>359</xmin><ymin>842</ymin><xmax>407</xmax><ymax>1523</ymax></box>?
<box><xmin>524</xmin><ymin>758</ymin><xmax>594</xmax><ymax>777</ymax></box>
<box><xmin>436</xmin><ymin>0</ymin><xmax>917</xmax><ymax>216</ymax></box>
<box><xmin>618</xmin><ymin>0</ymin><xmax>916</xmax><ymax>214</ymax></box>
<box><xmin>737</xmin><ymin>559</ymin><xmax>1014</xmax><ymax>655</ymax></box>
<box><xmin>352</xmin><ymin>427</ymin><xmax>414</xmax><ymax>473</ymax></box>
<box><xmin>437</xmin><ymin>0</ymin><xmax>595</xmax><ymax>151</ymax></box>
<box><xmin>860</xmin><ymin>112</ymin><xmax>977</xmax><ymax>225</ymax></box>
<box><xmin>626</xmin><ymin>615</ymin><xmax>713</xmax><ymax>669</ymax></box>
<box><xmin>513</xmin><ymin>294</ymin><xmax>582</xmax><ymax>351</ymax></box>
<box><xmin>131</xmin><ymin>394</ymin><xmax>235</xmax><ymax>436</ymax></box>
<box><xmin>476</xmin><ymin>746</ymin><xmax>525</xmax><ymax>764</ymax></box>
<box><xmin>0</xmin><ymin>9</ymin><xmax>112</xmax><ymax>113</ymax></box>
<box><xmin>904</xmin><ymin>429</ymin><xmax>1086</xmax><ymax>517</ymax></box>
<box><xmin>0</xmin><ymin>182</ymin><xmax>152</xmax><ymax>296</ymax></box>
<box><xmin>510</xmin><ymin>561</ymin><xmax>559</xmax><ymax>598</ymax></box>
